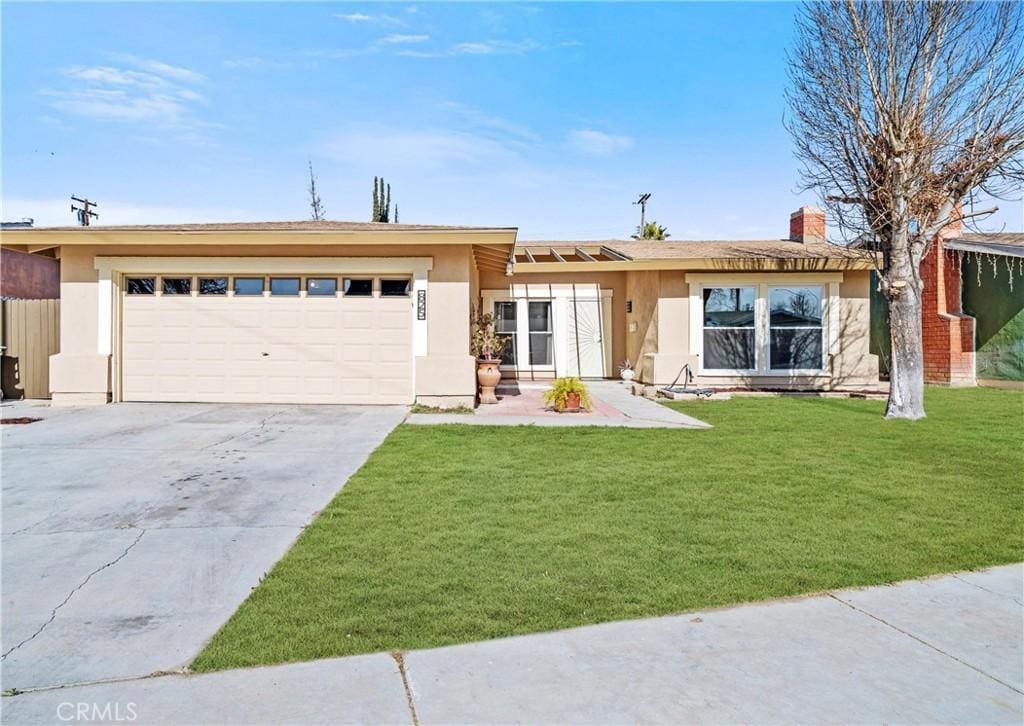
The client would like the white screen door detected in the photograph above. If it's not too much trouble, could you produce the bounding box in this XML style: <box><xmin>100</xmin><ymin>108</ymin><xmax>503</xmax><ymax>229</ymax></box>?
<box><xmin>566</xmin><ymin>297</ymin><xmax>605</xmax><ymax>377</ymax></box>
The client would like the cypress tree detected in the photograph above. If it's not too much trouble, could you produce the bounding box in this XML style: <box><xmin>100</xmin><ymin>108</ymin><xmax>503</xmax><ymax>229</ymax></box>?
<box><xmin>372</xmin><ymin>177</ymin><xmax>380</xmax><ymax>221</ymax></box>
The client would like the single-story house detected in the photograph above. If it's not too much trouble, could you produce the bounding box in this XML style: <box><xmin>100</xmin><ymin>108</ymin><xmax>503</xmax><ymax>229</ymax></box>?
<box><xmin>0</xmin><ymin>206</ymin><xmax>880</xmax><ymax>407</ymax></box>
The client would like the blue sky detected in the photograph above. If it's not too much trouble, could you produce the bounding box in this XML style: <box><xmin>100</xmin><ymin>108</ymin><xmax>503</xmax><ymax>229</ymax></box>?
<box><xmin>3</xmin><ymin>2</ymin><xmax>1020</xmax><ymax>239</ymax></box>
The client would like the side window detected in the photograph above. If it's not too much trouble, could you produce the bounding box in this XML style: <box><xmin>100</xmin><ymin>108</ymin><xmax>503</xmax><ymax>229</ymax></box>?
<box><xmin>198</xmin><ymin>277</ymin><xmax>228</xmax><ymax>295</ymax></box>
<box><xmin>343</xmin><ymin>278</ymin><xmax>373</xmax><ymax>297</ymax></box>
<box><xmin>162</xmin><ymin>277</ymin><xmax>192</xmax><ymax>295</ymax></box>
<box><xmin>233</xmin><ymin>277</ymin><xmax>265</xmax><ymax>296</ymax></box>
<box><xmin>126</xmin><ymin>278</ymin><xmax>155</xmax><ymax>295</ymax></box>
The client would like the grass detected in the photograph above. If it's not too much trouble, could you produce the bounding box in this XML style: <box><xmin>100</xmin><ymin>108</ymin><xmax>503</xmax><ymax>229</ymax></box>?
<box><xmin>192</xmin><ymin>387</ymin><xmax>1024</xmax><ymax>671</ymax></box>
<box><xmin>408</xmin><ymin>403</ymin><xmax>474</xmax><ymax>414</ymax></box>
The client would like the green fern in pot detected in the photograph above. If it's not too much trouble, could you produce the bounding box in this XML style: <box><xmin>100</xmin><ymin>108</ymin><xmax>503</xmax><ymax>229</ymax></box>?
<box><xmin>542</xmin><ymin>377</ymin><xmax>592</xmax><ymax>413</ymax></box>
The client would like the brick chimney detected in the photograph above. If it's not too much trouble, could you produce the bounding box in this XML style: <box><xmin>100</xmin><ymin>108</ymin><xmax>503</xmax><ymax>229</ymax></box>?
<box><xmin>789</xmin><ymin>205</ymin><xmax>826</xmax><ymax>243</ymax></box>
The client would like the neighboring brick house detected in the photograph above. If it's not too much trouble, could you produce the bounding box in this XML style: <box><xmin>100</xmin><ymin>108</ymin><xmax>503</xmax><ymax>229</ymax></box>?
<box><xmin>872</xmin><ymin>223</ymin><xmax>1024</xmax><ymax>387</ymax></box>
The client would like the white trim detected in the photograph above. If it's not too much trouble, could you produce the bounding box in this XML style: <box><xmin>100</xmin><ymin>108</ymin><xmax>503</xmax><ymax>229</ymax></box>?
<box><xmin>95</xmin><ymin>256</ymin><xmax>432</xmax><ymax>357</ymax></box>
<box><xmin>692</xmin><ymin>279</ymin><xmax>837</xmax><ymax>377</ymax></box>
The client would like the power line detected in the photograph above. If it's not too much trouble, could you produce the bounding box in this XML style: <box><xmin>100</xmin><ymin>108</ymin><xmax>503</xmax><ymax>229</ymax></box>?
<box><xmin>71</xmin><ymin>196</ymin><xmax>98</xmax><ymax>226</ymax></box>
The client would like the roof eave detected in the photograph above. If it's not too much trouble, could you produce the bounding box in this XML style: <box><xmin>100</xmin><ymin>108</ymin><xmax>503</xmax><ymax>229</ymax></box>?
<box><xmin>512</xmin><ymin>257</ymin><xmax>876</xmax><ymax>273</ymax></box>
<box><xmin>0</xmin><ymin>228</ymin><xmax>519</xmax><ymax>246</ymax></box>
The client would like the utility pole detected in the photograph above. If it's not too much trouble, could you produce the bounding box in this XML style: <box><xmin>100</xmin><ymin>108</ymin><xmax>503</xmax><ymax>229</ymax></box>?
<box><xmin>71</xmin><ymin>196</ymin><xmax>98</xmax><ymax>226</ymax></box>
<box><xmin>633</xmin><ymin>193</ymin><xmax>651</xmax><ymax>236</ymax></box>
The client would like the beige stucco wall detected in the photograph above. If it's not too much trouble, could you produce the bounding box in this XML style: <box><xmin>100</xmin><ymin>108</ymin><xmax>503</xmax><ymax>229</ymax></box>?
<box><xmin>49</xmin><ymin>242</ymin><xmax>478</xmax><ymax>406</ymax></box>
<box><xmin>629</xmin><ymin>268</ymin><xmax>879</xmax><ymax>389</ymax></box>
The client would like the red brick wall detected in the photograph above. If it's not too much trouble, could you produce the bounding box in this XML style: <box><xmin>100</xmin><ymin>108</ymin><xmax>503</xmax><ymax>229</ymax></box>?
<box><xmin>920</xmin><ymin>235</ymin><xmax>976</xmax><ymax>386</ymax></box>
<box><xmin>0</xmin><ymin>248</ymin><xmax>60</xmax><ymax>299</ymax></box>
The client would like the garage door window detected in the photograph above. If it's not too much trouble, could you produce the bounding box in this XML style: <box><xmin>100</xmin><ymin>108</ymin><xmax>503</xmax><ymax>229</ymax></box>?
<box><xmin>162</xmin><ymin>277</ymin><xmax>192</xmax><ymax>295</ymax></box>
<box><xmin>306</xmin><ymin>278</ymin><xmax>337</xmax><ymax>296</ymax></box>
<box><xmin>199</xmin><ymin>277</ymin><xmax>227</xmax><ymax>295</ymax></box>
<box><xmin>344</xmin><ymin>278</ymin><xmax>373</xmax><ymax>297</ymax></box>
<box><xmin>270</xmin><ymin>277</ymin><xmax>300</xmax><ymax>296</ymax></box>
<box><xmin>381</xmin><ymin>279</ymin><xmax>411</xmax><ymax>297</ymax></box>
<box><xmin>234</xmin><ymin>277</ymin><xmax>264</xmax><ymax>296</ymax></box>
<box><xmin>126</xmin><ymin>278</ymin><xmax>155</xmax><ymax>295</ymax></box>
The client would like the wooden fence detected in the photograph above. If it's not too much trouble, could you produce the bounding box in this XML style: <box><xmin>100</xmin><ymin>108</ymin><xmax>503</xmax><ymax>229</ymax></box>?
<box><xmin>1</xmin><ymin>299</ymin><xmax>60</xmax><ymax>399</ymax></box>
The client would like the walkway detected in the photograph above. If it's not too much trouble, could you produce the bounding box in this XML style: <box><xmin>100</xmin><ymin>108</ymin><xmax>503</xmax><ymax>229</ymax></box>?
<box><xmin>4</xmin><ymin>564</ymin><xmax>1020</xmax><ymax>724</ymax></box>
<box><xmin>407</xmin><ymin>380</ymin><xmax>711</xmax><ymax>429</ymax></box>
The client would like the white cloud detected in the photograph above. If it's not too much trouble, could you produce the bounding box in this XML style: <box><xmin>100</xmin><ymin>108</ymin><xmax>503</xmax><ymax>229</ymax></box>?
<box><xmin>334</xmin><ymin>12</ymin><xmax>403</xmax><ymax>26</ymax></box>
<box><xmin>437</xmin><ymin>101</ymin><xmax>540</xmax><ymax>144</ymax></box>
<box><xmin>42</xmin><ymin>57</ymin><xmax>214</xmax><ymax>142</ymax></box>
<box><xmin>222</xmin><ymin>56</ymin><xmax>292</xmax><ymax>70</ymax></box>
<box><xmin>321</xmin><ymin>128</ymin><xmax>520</xmax><ymax>170</ymax></box>
<box><xmin>108</xmin><ymin>53</ymin><xmax>208</xmax><ymax>84</ymax></box>
<box><xmin>380</xmin><ymin>34</ymin><xmax>430</xmax><ymax>44</ymax></box>
<box><xmin>450</xmin><ymin>39</ymin><xmax>540</xmax><ymax>56</ymax></box>
<box><xmin>566</xmin><ymin>129</ymin><xmax>634</xmax><ymax>157</ymax></box>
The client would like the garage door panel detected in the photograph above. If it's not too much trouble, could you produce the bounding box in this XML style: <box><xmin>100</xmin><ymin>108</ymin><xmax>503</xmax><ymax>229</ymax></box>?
<box><xmin>122</xmin><ymin>286</ymin><xmax>413</xmax><ymax>404</ymax></box>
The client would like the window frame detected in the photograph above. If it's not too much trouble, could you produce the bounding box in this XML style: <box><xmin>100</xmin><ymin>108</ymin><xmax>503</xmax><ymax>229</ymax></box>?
<box><xmin>380</xmin><ymin>278</ymin><xmax>412</xmax><ymax>297</ymax></box>
<box><xmin>343</xmin><ymin>277</ymin><xmax>374</xmax><ymax>297</ymax></box>
<box><xmin>125</xmin><ymin>277</ymin><xmax>156</xmax><ymax>295</ymax></box>
<box><xmin>198</xmin><ymin>277</ymin><xmax>228</xmax><ymax>296</ymax></box>
<box><xmin>269</xmin><ymin>277</ymin><xmax>301</xmax><ymax>297</ymax></box>
<box><xmin>161</xmin><ymin>276</ymin><xmax>193</xmax><ymax>296</ymax></box>
<box><xmin>232</xmin><ymin>276</ymin><xmax>266</xmax><ymax>297</ymax></box>
<box><xmin>768</xmin><ymin>285</ymin><xmax>826</xmax><ymax>374</ymax></box>
<box><xmin>694</xmin><ymin>280</ymin><xmax>836</xmax><ymax>376</ymax></box>
<box><xmin>305</xmin><ymin>277</ymin><xmax>338</xmax><ymax>296</ymax></box>
<box><xmin>698</xmin><ymin>286</ymin><xmax>759</xmax><ymax>375</ymax></box>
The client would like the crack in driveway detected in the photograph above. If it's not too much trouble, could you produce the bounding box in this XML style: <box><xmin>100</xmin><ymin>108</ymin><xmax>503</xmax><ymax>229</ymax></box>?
<box><xmin>1</xmin><ymin>528</ymin><xmax>147</xmax><ymax>660</ymax></box>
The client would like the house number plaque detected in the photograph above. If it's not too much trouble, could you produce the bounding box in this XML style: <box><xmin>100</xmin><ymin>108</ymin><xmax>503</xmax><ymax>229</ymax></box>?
<box><xmin>417</xmin><ymin>289</ymin><xmax>427</xmax><ymax>320</ymax></box>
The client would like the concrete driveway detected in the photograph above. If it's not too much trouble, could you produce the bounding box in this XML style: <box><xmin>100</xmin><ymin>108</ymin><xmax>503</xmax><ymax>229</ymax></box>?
<box><xmin>0</xmin><ymin>401</ymin><xmax>406</xmax><ymax>691</ymax></box>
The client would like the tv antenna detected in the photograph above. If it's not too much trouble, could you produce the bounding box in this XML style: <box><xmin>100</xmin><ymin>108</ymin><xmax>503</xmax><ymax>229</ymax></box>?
<box><xmin>633</xmin><ymin>193</ymin><xmax>651</xmax><ymax>234</ymax></box>
<box><xmin>71</xmin><ymin>196</ymin><xmax>99</xmax><ymax>226</ymax></box>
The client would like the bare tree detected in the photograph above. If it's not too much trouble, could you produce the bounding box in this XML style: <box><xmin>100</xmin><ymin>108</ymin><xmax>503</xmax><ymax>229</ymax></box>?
<box><xmin>307</xmin><ymin>160</ymin><xmax>326</xmax><ymax>221</ymax></box>
<box><xmin>786</xmin><ymin>1</ymin><xmax>1024</xmax><ymax>419</ymax></box>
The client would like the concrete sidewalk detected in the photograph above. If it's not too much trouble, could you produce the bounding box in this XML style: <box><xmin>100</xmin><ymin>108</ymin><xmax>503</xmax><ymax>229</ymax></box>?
<box><xmin>408</xmin><ymin>380</ymin><xmax>711</xmax><ymax>429</ymax></box>
<box><xmin>3</xmin><ymin>564</ymin><xmax>1020</xmax><ymax>725</ymax></box>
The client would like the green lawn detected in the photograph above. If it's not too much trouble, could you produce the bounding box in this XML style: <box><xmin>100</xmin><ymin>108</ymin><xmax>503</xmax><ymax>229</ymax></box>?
<box><xmin>192</xmin><ymin>387</ymin><xmax>1024</xmax><ymax>672</ymax></box>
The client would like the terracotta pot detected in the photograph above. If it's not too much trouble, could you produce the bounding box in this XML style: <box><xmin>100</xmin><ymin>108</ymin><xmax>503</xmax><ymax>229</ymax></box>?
<box><xmin>477</xmin><ymin>358</ymin><xmax>502</xmax><ymax>404</ymax></box>
<box><xmin>563</xmin><ymin>391</ymin><xmax>582</xmax><ymax>413</ymax></box>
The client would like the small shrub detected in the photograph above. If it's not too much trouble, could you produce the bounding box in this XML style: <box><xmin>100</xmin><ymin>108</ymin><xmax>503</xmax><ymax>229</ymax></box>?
<box><xmin>542</xmin><ymin>377</ymin><xmax>592</xmax><ymax>412</ymax></box>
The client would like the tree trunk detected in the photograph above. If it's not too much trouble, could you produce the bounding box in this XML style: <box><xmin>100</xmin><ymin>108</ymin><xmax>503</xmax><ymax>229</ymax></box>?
<box><xmin>885</xmin><ymin>285</ymin><xmax>926</xmax><ymax>420</ymax></box>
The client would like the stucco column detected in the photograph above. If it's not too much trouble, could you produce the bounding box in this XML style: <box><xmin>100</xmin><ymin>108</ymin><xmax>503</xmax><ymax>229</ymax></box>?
<box><xmin>49</xmin><ymin>246</ymin><xmax>112</xmax><ymax>405</ymax></box>
<box><xmin>413</xmin><ymin>246</ymin><xmax>477</xmax><ymax>407</ymax></box>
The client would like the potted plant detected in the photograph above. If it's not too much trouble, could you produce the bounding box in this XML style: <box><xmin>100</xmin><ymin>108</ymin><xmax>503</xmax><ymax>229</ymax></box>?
<box><xmin>542</xmin><ymin>377</ymin><xmax>592</xmax><ymax>413</ymax></box>
<box><xmin>470</xmin><ymin>307</ymin><xmax>509</xmax><ymax>405</ymax></box>
<box><xmin>619</xmin><ymin>359</ymin><xmax>635</xmax><ymax>383</ymax></box>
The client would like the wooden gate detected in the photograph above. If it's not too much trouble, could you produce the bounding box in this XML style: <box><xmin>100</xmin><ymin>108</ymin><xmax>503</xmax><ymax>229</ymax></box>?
<box><xmin>1</xmin><ymin>299</ymin><xmax>60</xmax><ymax>399</ymax></box>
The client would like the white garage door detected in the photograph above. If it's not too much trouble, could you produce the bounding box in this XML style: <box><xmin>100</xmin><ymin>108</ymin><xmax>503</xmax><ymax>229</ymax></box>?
<box><xmin>120</xmin><ymin>275</ymin><xmax>413</xmax><ymax>404</ymax></box>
